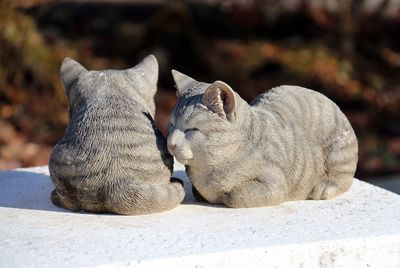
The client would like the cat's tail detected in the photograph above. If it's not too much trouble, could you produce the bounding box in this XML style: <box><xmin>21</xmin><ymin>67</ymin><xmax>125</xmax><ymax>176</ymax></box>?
<box><xmin>105</xmin><ymin>178</ymin><xmax>185</xmax><ymax>215</ymax></box>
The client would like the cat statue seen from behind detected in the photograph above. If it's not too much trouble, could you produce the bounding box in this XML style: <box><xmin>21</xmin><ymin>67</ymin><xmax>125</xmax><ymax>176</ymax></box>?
<box><xmin>167</xmin><ymin>70</ymin><xmax>358</xmax><ymax>208</ymax></box>
<box><xmin>49</xmin><ymin>55</ymin><xmax>184</xmax><ymax>215</ymax></box>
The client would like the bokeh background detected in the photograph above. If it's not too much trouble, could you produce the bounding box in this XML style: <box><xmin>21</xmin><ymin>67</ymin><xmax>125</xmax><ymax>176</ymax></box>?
<box><xmin>0</xmin><ymin>0</ymin><xmax>399</xmax><ymax>184</ymax></box>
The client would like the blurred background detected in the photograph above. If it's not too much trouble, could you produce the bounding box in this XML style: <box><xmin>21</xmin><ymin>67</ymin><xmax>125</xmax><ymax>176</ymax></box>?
<box><xmin>0</xmin><ymin>0</ymin><xmax>399</xmax><ymax>188</ymax></box>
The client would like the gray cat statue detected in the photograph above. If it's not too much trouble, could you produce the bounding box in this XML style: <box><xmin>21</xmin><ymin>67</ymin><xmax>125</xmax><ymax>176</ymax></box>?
<box><xmin>49</xmin><ymin>55</ymin><xmax>184</xmax><ymax>215</ymax></box>
<box><xmin>167</xmin><ymin>70</ymin><xmax>358</xmax><ymax>208</ymax></box>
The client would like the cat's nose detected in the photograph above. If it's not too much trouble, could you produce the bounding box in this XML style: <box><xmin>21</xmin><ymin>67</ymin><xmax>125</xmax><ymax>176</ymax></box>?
<box><xmin>167</xmin><ymin>138</ymin><xmax>177</xmax><ymax>154</ymax></box>
<box><xmin>167</xmin><ymin>142</ymin><xmax>177</xmax><ymax>156</ymax></box>
<box><xmin>168</xmin><ymin>129</ymin><xmax>185</xmax><ymax>155</ymax></box>
<box><xmin>169</xmin><ymin>143</ymin><xmax>176</xmax><ymax>151</ymax></box>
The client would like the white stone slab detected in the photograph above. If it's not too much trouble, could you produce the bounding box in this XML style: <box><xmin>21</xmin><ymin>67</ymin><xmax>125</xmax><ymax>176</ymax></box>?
<box><xmin>1</xmin><ymin>163</ymin><xmax>400</xmax><ymax>268</ymax></box>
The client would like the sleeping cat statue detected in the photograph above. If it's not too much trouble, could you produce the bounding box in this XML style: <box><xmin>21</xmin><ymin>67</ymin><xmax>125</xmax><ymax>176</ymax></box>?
<box><xmin>167</xmin><ymin>70</ymin><xmax>358</xmax><ymax>208</ymax></box>
<box><xmin>49</xmin><ymin>55</ymin><xmax>184</xmax><ymax>215</ymax></box>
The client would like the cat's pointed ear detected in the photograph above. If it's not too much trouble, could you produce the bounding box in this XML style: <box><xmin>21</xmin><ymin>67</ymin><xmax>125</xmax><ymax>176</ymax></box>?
<box><xmin>172</xmin><ymin>70</ymin><xmax>197</xmax><ymax>97</ymax></box>
<box><xmin>202</xmin><ymin>81</ymin><xmax>236</xmax><ymax>122</ymax></box>
<box><xmin>60</xmin><ymin>57</ymin><xmax>87</xmax><ymax>91</ymax></box>
<box><xmin>134</xmin><ymin>54</ymin><xmax>159</xmax><ymax>86</ymax></box>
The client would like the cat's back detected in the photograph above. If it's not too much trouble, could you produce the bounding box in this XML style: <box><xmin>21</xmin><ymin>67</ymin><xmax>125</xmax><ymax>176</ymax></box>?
<box><xmin>251</xmin><ymin>85</ymin><xmax>351</xmax><ymax>138</ymax></box>
<box><xmin>251</xmin><ymin>85</ymin><xmax>331</xmax><ymax>113</ymax></box>
<box><xmin>50</xmin><ymin>94</ymin><xmax>172</xmax><ymax>181</ymax></box>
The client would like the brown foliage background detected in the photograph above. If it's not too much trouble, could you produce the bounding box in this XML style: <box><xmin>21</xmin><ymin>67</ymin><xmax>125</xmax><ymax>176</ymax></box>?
<box><xmin>0</xmin><ymin>0</ymin><xmax>399</xmax><ymax>179</ymax></box>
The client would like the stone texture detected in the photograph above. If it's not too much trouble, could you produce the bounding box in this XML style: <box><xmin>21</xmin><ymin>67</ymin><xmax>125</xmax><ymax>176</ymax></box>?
<box><xmin>0</xmin><ymin>163</ymin><xmax>400</xmax><ymax>267</ymax></box>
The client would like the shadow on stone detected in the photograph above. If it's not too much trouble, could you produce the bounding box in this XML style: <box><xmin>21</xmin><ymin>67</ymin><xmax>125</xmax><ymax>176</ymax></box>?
<box><xmin>0</xmin><ymin>170</ymin><xmax>65</xmax><ymax>212</ymax></box>
<box><xmin>0</xmin><ymin>168</ymin><xmax>219</xmax><ymax>213</ymax></box>
<box><xmin>172</xmin><ymin>170</ymin><xmax>195</xmax><ymax>204</ymax></box>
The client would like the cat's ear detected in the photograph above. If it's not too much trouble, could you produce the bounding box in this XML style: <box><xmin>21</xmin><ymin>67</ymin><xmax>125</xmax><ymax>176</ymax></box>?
<box><xmin>60</xmin><ymin>57</ymin><xmax>87</xmax><ymax>91</ymax></box>
<box><xmin>171</xmin><ymin>70</ymin><xmax>197</xmax><ymax>97</ymax></box>
<box><xmin>134</xmin><ymin>54</ymin><xmax>159</xmax><ymax>86</ymax></box>
<box><xmin>202</xmin><ymin>81</ymin><xmax>236</xmax><ymax>122</ymax></box>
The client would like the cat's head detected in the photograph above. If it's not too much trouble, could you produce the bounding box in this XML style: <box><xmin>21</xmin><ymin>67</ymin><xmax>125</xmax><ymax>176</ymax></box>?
<box><xmin>167</xmin><ymin>70</ymin><xmax>245</xmax><ymax>165</ymax></box>
<box><xmin>60</xmin><ymin>55</ymin><xmax>159</xmax><ymax>117</ymax></box>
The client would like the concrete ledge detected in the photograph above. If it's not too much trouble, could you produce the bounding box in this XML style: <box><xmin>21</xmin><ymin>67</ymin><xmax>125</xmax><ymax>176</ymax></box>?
<box><xmin>1</xmin><ymin>163</ymin><xmax>400</xmax><ymax>267</ymax></box>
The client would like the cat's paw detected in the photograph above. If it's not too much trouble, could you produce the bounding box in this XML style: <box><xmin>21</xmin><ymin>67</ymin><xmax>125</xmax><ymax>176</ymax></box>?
<box><xmin>309</xmin><ymin>179</ymin><xmax>351</xmax><ymax>200</ymax></box>
<box><xmin>51</xmin><ymin>189</ymin><xmax>81</xmax><ymax>211</ymax></box>
<box><xmin>222</xmin><ymin>179</ymin><xmax>285</xmax><ymax>208</ymax></box>
<box><xmin>222</xmin><ymin>180</ymin><xmax>259</xmax><ymax>208</ymax></box>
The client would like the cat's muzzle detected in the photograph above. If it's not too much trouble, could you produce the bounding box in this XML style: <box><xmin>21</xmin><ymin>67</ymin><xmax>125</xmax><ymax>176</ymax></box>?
<box><xmin>168</xmin><ymin>145</ymin><xmax>193</xmax><ymax>165</ymax></box>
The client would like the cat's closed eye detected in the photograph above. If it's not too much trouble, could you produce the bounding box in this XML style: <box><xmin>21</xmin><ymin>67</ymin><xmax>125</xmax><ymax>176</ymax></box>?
<box><xmin>184</xmin><ymin>128</ymin><xmax>199</xmax><ymax>133</ymax></box>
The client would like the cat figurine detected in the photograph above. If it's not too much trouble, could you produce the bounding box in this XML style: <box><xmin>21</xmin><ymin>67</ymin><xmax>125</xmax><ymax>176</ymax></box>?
<box><xmin>167</xmin><ymin>70</ymin><xmax>358</xmax><ymax>208</ymax></box>
<box><xmin>49</xmin><ymin>55</ymin><xmax>184</xmax><ymax>215</ymax></box>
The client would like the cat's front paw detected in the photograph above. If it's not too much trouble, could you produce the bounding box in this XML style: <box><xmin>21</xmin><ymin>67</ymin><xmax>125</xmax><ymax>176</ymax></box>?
<box><xmin>222</xmin><ymin>190</ymin><xmax>248</xmax><ymax>208</ymax></box>
<box><xmin>222</xmin><ymin>179</ymin><xmax>285</xmax><ymax>208</ymax></box>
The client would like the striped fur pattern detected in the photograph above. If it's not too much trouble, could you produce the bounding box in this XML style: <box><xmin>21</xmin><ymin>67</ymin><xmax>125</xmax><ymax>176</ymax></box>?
<box><xmin>167</xmin><ymin>70</ymin><xmax>358</xmax><ymax>208</ymax></box>
<box><xmin>49</xmin><ymin>56</ymin><xmax>184</xmax><ymax>215</ymax></box>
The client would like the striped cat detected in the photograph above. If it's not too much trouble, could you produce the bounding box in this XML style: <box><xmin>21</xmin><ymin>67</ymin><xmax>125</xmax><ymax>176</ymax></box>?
<box><xmin>167</xmin><ymin>70</ymin><xmax>358</xmax><ymax>208</ymax></box>
<box><xmin>49</xmin><ymin>55</ymin><xmax>184</xmax><ymax>215</ymax></box>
